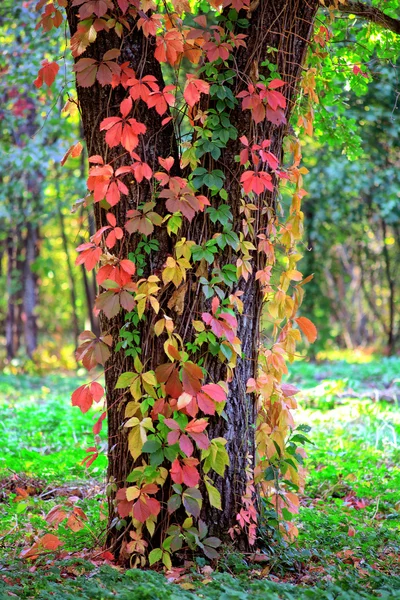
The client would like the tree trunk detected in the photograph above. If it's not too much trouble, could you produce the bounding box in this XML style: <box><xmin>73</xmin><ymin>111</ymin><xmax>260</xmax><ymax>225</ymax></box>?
<box><xmin>22</xmin><ymin>222</ymin><xmax>39</xmax><ymax>358</ymax></box>
<box><xmin>67</xmin><ymin>0</ymin><xmax>319</xmax><ymax>557</ymax></box>
<box><xmin>5</xmin><ymin>236</ymin><xmax>16</xmax><ymax>361</ymax></box>
<box><xmin>57</xmin><ymin>194</ymin><xmax>81</xmax><ymax>348</ymax></box>
<box><xmin>381</xmin><ymin>218</ymin><xmax>396</xmax><ymax>354</ymax></box>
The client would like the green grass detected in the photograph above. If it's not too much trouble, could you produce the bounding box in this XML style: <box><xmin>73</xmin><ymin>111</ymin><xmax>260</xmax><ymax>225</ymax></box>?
<box><xmin>0</xmin><ymin>357</ymin><xmax>399</xmax><ymax>598</ymax></box>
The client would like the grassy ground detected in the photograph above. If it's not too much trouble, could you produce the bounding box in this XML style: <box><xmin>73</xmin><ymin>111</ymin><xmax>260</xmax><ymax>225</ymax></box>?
<box><xmin>0</xmin><ymin>356</ymin><xmax>399</xmax><ymax>599</ymax></box>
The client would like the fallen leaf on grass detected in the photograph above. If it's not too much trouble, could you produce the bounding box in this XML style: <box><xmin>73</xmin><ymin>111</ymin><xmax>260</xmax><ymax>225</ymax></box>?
<box><xmin>20</xmin><ymin>533</ymin><xmax>63</xmax><ymax>559</ymax></box>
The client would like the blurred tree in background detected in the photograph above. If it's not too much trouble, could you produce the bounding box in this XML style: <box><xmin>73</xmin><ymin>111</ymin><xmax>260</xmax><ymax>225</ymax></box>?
<box><xmin>302</xmin><ymin>66</ymin><xmax>400</xmax><ymax>354</ymax></box>
<box><xmin>0</xmin><ymin>3</ymin><xmax>99</xmax><ymax>368</ymax></box>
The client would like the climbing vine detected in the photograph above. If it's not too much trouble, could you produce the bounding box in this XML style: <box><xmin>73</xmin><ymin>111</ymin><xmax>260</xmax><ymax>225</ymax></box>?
<box><xmin>35</xmin><ymin>0</ymin><xmax>320</xmax><ymax>566</ymax></box>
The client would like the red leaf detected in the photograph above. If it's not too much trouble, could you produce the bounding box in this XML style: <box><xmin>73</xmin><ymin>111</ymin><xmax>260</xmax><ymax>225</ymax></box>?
<box><xmin>93</xmin><ymin>411</ymin><xmax>106</xmax><ymax>435</ymax></box>
<box><xmin>189</xmin><ymin>431</ymin><xmax>210</xmax><ymax>450</ymax></box>
<box><xmin>72</xmin><ymin>0</ymin><xmax>114</xmax><ymax>19</ymax></box>
<box><xmin>240</xmin><ymin>170</ymin><xmax>274</xmax><ymax>195</ymax></box>
<box><xmin>155</xmin><ymin>363</ymin><xmax>183</xmax><ymax>398</ymax></box>
<box><xmin>159</xmin><ymin>156</ymin><xmax>174</xmax><ymax>172</ymax></box>
<box><xmin>75</xmin><ymin>242</ymin><xmax>102</xmax><ymax>271</ymax></box>
<box><xmin>182</xmin><ymin>361</ymin><xmax>203</xmax><ymax>395</ymax></box>
<box><xmin>71</xmin><ymin>382</ymin><xmax>104</xmax><ymax>413</ymax></box>
<box><xmin>184</xmin><ymin>75</ymin><xmax>210</xmax><ymax>107</ymax></box>
<box><xmin>171</xmin><ymin>458</ymin><xmax>200</xmax><ymax>487</ymax></box>
<box><xmin>268</xmin><ymin>78</ymin><xmax>285</xmax><ymax>89</ymax></box>
<box><xmin>120</xmin><ymin>259</ymin><xmax>136</xmax><ymax>276</ymax></box>
<box><xmin>196</xmin><ymin>392</ymin><xmax>216</xmax><ymax>415</ymax></box>
<box><xmin>164</xmin><ymin>418</ymin><xmax>180</xmax><ymax>430</ymax></box>
<box><xmin>170</xmin><ymin>458</ymin><xmax>184</xmax><ymax>484</ymax></box>
<box><xmin>34</xmin><ymin>59</ymin><xmax>59</xmax><ymax>88</ymax></box>
<box><xmin>20</xmin><ymin>534</ymin><xmax>63</xmax><ymax>559</ymax></box>
<box><xmin>179</xmin><ymin>434</ymin><xmax>194</xmax><ymax>457</ymax></box>
<box><xmin>200</xmin><ymin>383</ymin><xmax>226</xmax><ymax>403</ymax></box>
<box><xmin>182</xmin><ymin>458</ymin><xmax>200</xmax><ymax>487</ymax></box>
<box><xmin>185</xmin><ymin>418</ymin><xmax>208</xmax><ymax>434</ymax></box>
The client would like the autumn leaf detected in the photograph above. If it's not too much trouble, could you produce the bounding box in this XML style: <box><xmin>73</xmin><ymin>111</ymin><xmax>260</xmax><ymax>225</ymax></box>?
<box><xmin>71</xmin><ymin>381</ymin><xmax>104</xmax><ymax>413</ymax></box>
<box><xmin>75</xmin><ymin>242</ymin><xmax>102</xmax><ymax>271</ymax></box>
<box><xmin>130</xmin><ymin>152</ymin><xmax>153</xmax><ymax>183</ymax></box>
<box><xmin>100</xmin><ymin>115</ymin><xmax>146</xmax><ymax>152</ymax></box>
<box><xmin>137</xmin><ymin>12</ymin><xmax>163</xmax><ymax>37</ymax></box>
<box><xmin>295</xmin><ymin>316</ymin><xmax>317</xmax><ymax>343</ymax></box>
<box><xmin>170</xmin><ymin>457</ymin><xmax>200</xmax><ymax>487</ymax></box>
<box><xmin>125</xmin><ymin>202</ymin><xmax>163</xmax><ymax>236</ymax></box>
<box><xmin>20</xmin><ymin>534</ymin><xmax>63</xmax><ymax>559</ymax></box>
<box><xmin>33</xmin><ymin>59</ymin><xmax>59</xmax><ymax>88</ymax></box>
<box><xmin>75</xmin><ymin>330</ymin><xmax>113</xmax><ymax>370</ymax></box>
<box><xmin>184</xmin><ymin>75</ymin><xmax>210</xmax><ymax>107</ymax></box>
<box><xmin>240</xmin><ymin>170</ymin><xmax>274</xmax><ymax>195</ymax></box>
<box><xmin>73</xmin><ymin>49</ymin><xmax>120</xmax><ymax>87</ymax></box>
<box><xmin>128</xmin><ymin>74</ymin><xmax>159</xmax><ymax>102</ymax></box>
<box><xmin>147</xmin><ymin>84</ymin><xmax>176</xmax><ymax>115</ymax></box>
<box><xmin>60</xmin><ymin>141</ymin><xmax>83</xmax><ymax>166</ymax></box>
<box><xmin>154</xmin><ymin>30</ymin><xmax>184</xmax><ymax>65</ymax></box>
<box><xmin>125</xmin><ymin>416</ymin><xmax>154</xmax><ymax>460</ymax></box>
<box><xmin>155</xmin><ymin>362</ymin><xmax>182</xmax><ymax>398</ymax></box>
<box><xmin>71</xmin><ymin>0</ymin><xmax>114</xmax><ymax>19</ymax></box>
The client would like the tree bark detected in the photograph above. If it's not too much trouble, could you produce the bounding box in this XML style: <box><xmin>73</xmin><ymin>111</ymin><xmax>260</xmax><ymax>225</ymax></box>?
<box><xmin>67</xmin><ymin>0</ymin><xmax>319</xmax><ymax>557</ymax></box>
<box><xmin>381</xmin><ymin>218</ymin><xmax>396</xmax><ymax>354</ymax></box>
<box><xmin>22</xmin><ymin>222</ymin><xmax>39</xmax><ymax>358</ymax></box>
<box><xmin>5</xmin><ymin>236</ymin><xmax>16</xmax><ymax>361</ymax></box>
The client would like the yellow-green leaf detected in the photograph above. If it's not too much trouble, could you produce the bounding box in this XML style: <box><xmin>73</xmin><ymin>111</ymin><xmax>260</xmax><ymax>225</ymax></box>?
<box><xmin>205</xmin><ymin>477</ymin><xmax>222</xmax><ymax>510</ymax></box>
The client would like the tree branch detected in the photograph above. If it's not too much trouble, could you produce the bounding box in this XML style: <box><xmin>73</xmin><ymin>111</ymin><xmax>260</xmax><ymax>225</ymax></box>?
<box><xmin>328</xmin><ymin>1</ymin><xmax>400</xmax><ymax>35</ymax></box>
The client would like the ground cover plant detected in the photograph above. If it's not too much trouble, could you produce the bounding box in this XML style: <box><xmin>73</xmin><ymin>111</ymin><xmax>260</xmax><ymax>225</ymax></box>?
<box><xmin>0</xmin><ymin>356</ymin><xmax>399</xmax><ymax>598</ymax></box>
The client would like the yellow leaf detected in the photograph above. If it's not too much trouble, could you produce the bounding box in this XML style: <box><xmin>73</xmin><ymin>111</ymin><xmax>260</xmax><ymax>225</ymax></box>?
<box><xmin>134</xmin><ymin>356</ymin><xmax>143</xmax><ymax>373</ymax></box>
<box><xmin>125</xmin><ymin>401</ymin><xmax>141</xmax><ymax>418</ymax></box>
<box><xmin>137</xmin><ymin>298</ymin><xmax>146</xmax><ymax>319</ymax></box>
<box><xmin>146</xmin><ymin>516</ymin><xmax>156</xmax><ymax>536</ymax></box>
<box><xmin>130</xmin><ymin>377</ymin><xmax>142</xmax><ymax>401</ymax></box>
<box><xmin>149</xmin><ymin>295</ymin><xmax>160</xmax><ymax>314</ymax></box>
<box><xmin>141</xmin><ymin>371</ymin><xmax>158</xmax><ymax>387</ymax></box>
<box><xmin>128</xmin><ymin>425</ymin><xmax>144</xmax><ymax>460</ymax></box>
<box><xmin>162</xmin><ymin>551</ymin><xmax>172</xmax><ymax>570</ymax></box>
<box><xmin>175</xmin><ymin>238</ymin><xmax>195</xmax><ymax>260</ymax></box>
<box><xmin>192</xmin><ymin>320</ymin><xmax>205</xmax><ymax>332</ymax></box>
<box><xmin>125</xmin><ymin>417</ymin><xmax>140</xmax><ymax>428</ymax></box>
<box><xmin>156</xmin><ymin>467</ymin><xmax>168</xmax><ymax>485</ymax></box>
<box><xmin>154</xmin><ymin>319</ymin><xmax>165</xmax><ymax>336</ymax></box>
<box><xmin>126</xmin><ymin>486</ymin><xmax>140</xmax><ymax>502</ymax></box>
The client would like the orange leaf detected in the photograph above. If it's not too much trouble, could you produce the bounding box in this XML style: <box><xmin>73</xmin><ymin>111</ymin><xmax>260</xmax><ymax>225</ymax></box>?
<box><xmin>295</xmin><ymin>317</ymin><xmax>317</xmax><ymax>343</ymax></box>
<box><xmin>61</xmin><ymin>141</ymin><xmax>83</xmax><ymax>166</ymax></box>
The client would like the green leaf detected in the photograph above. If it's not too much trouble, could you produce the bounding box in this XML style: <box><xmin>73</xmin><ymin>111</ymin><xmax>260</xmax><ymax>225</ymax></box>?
<box><xmin>202</xmin><ymin>438</ymin><xmax>230</xmax><ymax>476</ymax></box>
<box><xmin>148</xmin><ymin>548</ymin><xmax>162</xmax><ymax>566</ymax></box>
<box><xmin>205</xmin><ymin>478</ymin><xmax>222</xmax><ymax>510</ymax></box>
<box><xmin>141</xmin><ymin>438</ymin><xmax>162</xmax><ymax>453</ymax></box>
<box><xmin>115</xmin><ymin>372</ymin><xmax>136</xmax><ymax>389</ymax></box>
<box><xmin>207</xmin><ymin>204</ymin><xmax>232</xmax><ymax>226</ymax></box>
<box><xmin>167</xmin><ymin>494</ymin><xmax>182</xmax><ymax>514</ymax></box>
